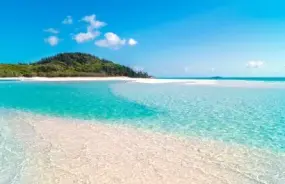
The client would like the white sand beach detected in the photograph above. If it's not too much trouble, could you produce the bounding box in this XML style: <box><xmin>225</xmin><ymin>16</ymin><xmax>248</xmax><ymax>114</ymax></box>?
<box><xmin>5</xmin><ymin>110</ymin><xmax>285</xmax><ymax>184</ymax></box>
<box><xmin>0</xmin><ymin>77</ymin><xmax>134</xmax><ymax>82</ymax></box>
<box><xmin>0</xmin><ymin>77</ymin><xmax>219</xmax><ymax>86</ymax></box>
<box><xmin>4</xmin><ymin>77</ymin><xmax>284</xmax><ymax>88</ymax></box>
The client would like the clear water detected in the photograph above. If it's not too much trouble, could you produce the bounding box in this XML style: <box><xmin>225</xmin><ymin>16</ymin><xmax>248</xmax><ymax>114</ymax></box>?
<box><xmin>0</xmin><ymin>81</ymin><xmax>158</xmax><ymax>120</ymax></box>
<box><xmin>1</xmin><ymin>81</ymin><xmax>285</xmax><ymax>151</ymax></box>
<box><xmin>1</xmin><ymin>80</ymin><xmax>285</xmax><ymax>183</ymax></box>
<box><xmin>0</xmin><ymin>109</ymin><xmax>26</xmax><ymax>184</ymax></box>
<box><xmin>111</xmin><ymin>82</ymin><xmax>285</xmax><ymax>151</ymax></box>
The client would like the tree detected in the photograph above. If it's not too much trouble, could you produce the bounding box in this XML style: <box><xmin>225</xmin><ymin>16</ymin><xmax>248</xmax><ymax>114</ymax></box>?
<box><xmin>0</xmin><ymin>53</ymin><xmax>150</xmax><ymax>78</ymax></box>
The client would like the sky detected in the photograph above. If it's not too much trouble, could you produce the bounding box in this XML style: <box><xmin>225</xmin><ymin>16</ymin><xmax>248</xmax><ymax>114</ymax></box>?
<box><xmin>1</xmin><ymin>0</ymin><xmax>285</xmax><ymax>77</ymax></box>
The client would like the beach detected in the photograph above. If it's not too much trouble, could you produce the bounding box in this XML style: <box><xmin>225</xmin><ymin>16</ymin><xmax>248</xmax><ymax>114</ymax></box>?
<box><xmin>1</xmin><ymin>77</ymin><xmax>284</xmax><ymax>88</ymax></box>
<box><xmin>0</xmin><ymin>77</ymin><xmax>134</xmax><ymax>82</ymax></box>
<box><xmin>2</xmin><ymin>1</ymin><xmax>285</xmax><ymax>183</ymax></box>
<box><xmin>0</xmin><ymin>77</ymin><xmax>217</xmax><ymax>85</ymax></box>
<box><xmin>4</xmin><ymin>110</ymin><xmax>284</xmax><ymax>184</ymax></box>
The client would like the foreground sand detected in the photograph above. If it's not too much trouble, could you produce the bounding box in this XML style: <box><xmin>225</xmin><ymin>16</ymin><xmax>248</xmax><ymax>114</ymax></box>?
<box><xmin>5</xmin><ymin>111</ymin><xmax>285</xmax><ymax>184</ymax></box>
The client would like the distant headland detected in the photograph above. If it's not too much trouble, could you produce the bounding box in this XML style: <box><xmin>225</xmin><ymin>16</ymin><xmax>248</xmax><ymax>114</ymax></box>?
<box><xmin>0</xmin><ymin>52</ymin><xmax>150</xmax><ymax>78</ymax></box>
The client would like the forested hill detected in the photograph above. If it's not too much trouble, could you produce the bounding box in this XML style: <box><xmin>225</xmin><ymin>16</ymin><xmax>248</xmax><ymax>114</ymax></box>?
<box><xmin>0</xmin><ymin>53</ymin><xmax>149</xmax><ymax>78</ymax></box>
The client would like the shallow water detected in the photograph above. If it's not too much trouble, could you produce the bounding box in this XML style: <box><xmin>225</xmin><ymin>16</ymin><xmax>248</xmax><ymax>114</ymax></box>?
<box><xmin>1</xmin><ymin>109</ymin><xmax>285</xmax><ymax>184</ymax></box>
<box><xmin>0</xmin><ymin>81</ymin><xmax>158</xmax><ymax>120</ymax></box>
<box><xmin>1</xmin><ymin>80</ymin><xmax>285</xmax><ymax>151</ymax></box>
<box><xmin>111</xmin><ymin>82</ymin><xmax>285</xmax><ymax>151</ymax></box>
<box><xmin>0</xmin><ymin>80</ymin><xmax>285</xmax><ymax>183</ymax></box>
<box><xmin>0</xmin><ymin>110</ymin><xmax>26</xmax><ymax>184</ymax></box>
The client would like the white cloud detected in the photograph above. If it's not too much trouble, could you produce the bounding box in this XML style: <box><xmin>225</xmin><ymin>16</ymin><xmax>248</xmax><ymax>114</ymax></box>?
<box><xmin>73</xmin><ymin>31</ymin><xmax>100</xmax><ymax>43</ymax></box>
<box><xmin>128</xmin><ymin>38</ymin><xmax>138</xmax><ymax>46</ymax></box>
<box><xmin>82</xmin><ymin>14</ymin><xmax>106</xmax><ymax>30</ymax></box>
<box><xmin>73</xmin><ymin>14</ymin><xmax>106</xmax><ymax>43</ymax></box>
<box><xmin>62</xmin><ymin>16</ymin><xmax>73</xmax><ymax>24</ymax></box>
<box><xmin>44</xmin><ymin>36</ymin><xmax>59</xmax><ymax>46</ymax></box>
<box><xmin>95</xmin><ymin>32</ymin><xmax>126</xmax><ymax>49</ymax></box>
<box><xmin>246</xmin><ymin>61</ymin><xmax>264</xmax><ymax>68</ymax></box>
<box><xmin>44</xmin><ymin>28</ymin><xmax>59</xmax><ymax>34</ymax></box>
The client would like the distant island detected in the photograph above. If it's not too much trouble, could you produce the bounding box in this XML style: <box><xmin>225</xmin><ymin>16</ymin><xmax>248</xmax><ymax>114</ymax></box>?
<box><xmin>0</xmin><ymin>52</ymin><xmax>149</xmax><ymax>78</ymax></box>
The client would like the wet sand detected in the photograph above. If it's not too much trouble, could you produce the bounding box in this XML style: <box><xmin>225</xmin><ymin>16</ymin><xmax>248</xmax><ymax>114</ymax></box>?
<box><xmin>6</xmin><ymin>111</ymin><xmax>285</xmax><ymax>184</ymax></box>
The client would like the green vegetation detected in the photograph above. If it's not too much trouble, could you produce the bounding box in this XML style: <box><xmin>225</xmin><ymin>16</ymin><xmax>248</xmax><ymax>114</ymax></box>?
<box><xmin>0</xmin><ymin>52</ymin><xmax>149</xmax><ymax>78</ymax></box>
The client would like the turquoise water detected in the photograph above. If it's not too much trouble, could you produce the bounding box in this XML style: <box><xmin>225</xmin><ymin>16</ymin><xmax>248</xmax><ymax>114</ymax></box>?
<box><xmin>112</xmin><ymin>82</ymin><xmax>285</xmax><ymax>151</ymax></box>
<box><xmin>0</xmin><ymin>109</ymin><xmax>26</xmax><ymax>183</ymax></box>
<box><xmin>0</xmin><ymin>80</ymin><xmax>285</xmax><ymax>151</ymax></box>
<box><xmin>0</xmin><ymin>81</ymin><xmax>158</xmax><ymax>120</ymax></box>
<box><xmin>1</xmin><ymin>80</ymin><xmax>285</xmax><ymax>182</ymax></box>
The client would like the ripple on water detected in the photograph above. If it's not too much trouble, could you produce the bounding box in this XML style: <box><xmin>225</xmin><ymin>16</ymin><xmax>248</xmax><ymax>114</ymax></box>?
<box><xmin>110</xmin><ymin>82</ymin><xmax>285</xmax><ymax>152</ymax></box>
<box><xmin>0</xmin><ymin>109</ymin><xmax>28</xmax><ymax>184</ymax></box>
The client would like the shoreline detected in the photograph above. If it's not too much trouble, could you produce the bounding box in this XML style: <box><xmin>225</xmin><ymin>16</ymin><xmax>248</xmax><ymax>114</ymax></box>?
<box><xmin>0</xmin><ymin>76</ymin><xmax>134</xmax><ymax>81</ymax></box>
<box><xmin>0</xmin><ymin>77</ymin><xmax>218</xmax><ymax>85</ymax></box>
<box><xmin>4</xmin><ymin>109</ymin><xmax>285</xmax><ymax>184</ymax></box>
<box><xmin>1</xmin><ymin>77</ymin><xmax>285</xmax><ymax>86</ymax></box>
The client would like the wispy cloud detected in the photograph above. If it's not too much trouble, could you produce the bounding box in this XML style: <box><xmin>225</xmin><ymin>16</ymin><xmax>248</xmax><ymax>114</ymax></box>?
<box><xmin>62</xmin><ymin>16</ymin><xmax>73</xmax><ymax>24</ymax></box>
<box><xmin>73</xmin><ymin>31</ymin><xmax>100</xmax><ymax>43</ymax></box>
<box><xmin>82</xmin><ymin>14</ymin><xmax>106</xmax><ymax>30</ymax></box>
<box><xmin>44</xmin><ymin>36</ymin><xmax>59</xmax><ymax>46</ymax></box>
<box><xmin>246</xmin><ymin>61</ymin><xmax>264</xmax><ymax>68</ymax></box>
<box><xmin>95</xmin><ymin>32</ymin><xmax>126</xmax><ymax>49</ymax></box>
<box><xmin>44</xmin><ymin>28</ymin><xmax>59</xmax><ymax>34</ymax></box>
<box><xmin>128</xmin><ymin>38</ymin><xmax>138</xmax><ymax>46</ymax></box>
<box><xmin>73</xmin><ymin>14</ymin><xmax>105</xmax><ymax>43</ymax></box>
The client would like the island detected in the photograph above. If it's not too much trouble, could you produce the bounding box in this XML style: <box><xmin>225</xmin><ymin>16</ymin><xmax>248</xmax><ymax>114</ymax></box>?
<box><xmin>0</xmin><ymin>52</ymin><xmax>149</xmax><ymax>78</ymax></box>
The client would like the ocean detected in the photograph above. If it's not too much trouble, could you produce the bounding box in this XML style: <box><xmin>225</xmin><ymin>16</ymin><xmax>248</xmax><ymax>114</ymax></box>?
<box><xmin>1</xmin><ymin>79</ymin><xmax>285</xmax><ymax>183</ymax></box>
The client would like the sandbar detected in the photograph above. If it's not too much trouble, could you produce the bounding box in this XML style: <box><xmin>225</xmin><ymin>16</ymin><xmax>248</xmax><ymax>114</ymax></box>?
<box><xmin>4</xmin><ymin>110</ymin><xmax>285</xmax><ymax>184</ymax></box>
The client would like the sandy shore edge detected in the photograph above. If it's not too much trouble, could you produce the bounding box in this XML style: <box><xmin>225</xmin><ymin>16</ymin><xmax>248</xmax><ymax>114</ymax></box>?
<box><xmin>0</xmin><ymin>77</ymin><xmax>134</xmax><ymax>81</ymax></box>
<box><xmin>0</xmin><ymin>77</ymin><xmax>218</xmax><ymax>85</ymax></box>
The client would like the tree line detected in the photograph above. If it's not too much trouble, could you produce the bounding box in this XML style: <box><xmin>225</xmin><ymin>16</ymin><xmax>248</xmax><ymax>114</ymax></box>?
<box><xmin>0</xmin><ymin>52</ymin><xmax>150</xmax><ymax>78</ymax></box>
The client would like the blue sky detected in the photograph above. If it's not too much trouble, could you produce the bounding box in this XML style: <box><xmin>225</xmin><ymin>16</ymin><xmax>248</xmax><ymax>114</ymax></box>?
<box><xmin>1</xmin><ymin>0</ymin><xmax>285</xmax><ymax>77</ymax></box>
